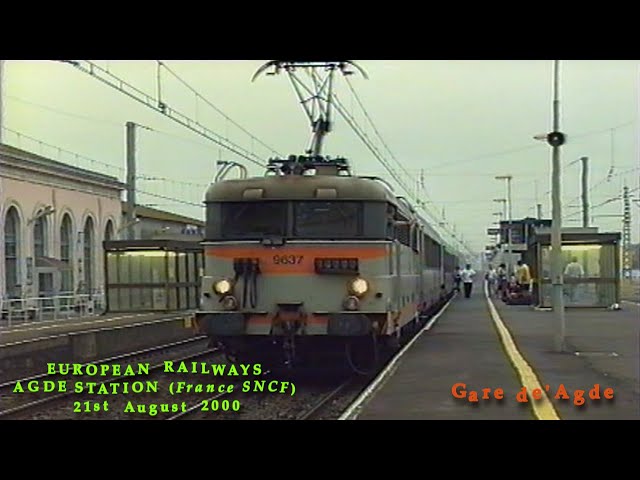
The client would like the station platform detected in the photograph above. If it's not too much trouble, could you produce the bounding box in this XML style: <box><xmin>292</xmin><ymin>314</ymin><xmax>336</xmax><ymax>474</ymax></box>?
<box><xmin>0</xmin><ymin>311</ymin><xmax>194</xmax><ymax>346</ymax></box>
<box><xmin>347</xmin><ymin>280</ymin><xmax>639</xmax><ymax>420</ymax></box>
<box><xmin>0</xmin><ymin>310</ymin><xmax>197</xmax><ymax>366</ymax></box>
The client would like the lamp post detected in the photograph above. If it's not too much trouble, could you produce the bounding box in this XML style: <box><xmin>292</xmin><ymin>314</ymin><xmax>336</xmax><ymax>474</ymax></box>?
<box><xmin>493</xmin><ymin>198</ymin><xmax>508</xmax><ymax>271</ymax></box>
<box><xmin>116</xmin><ymin>218</ymin><xmax>140</xmax><ymax>239</ymax></box>
<box><xmin>496</xmin><ymin>175</ymin><xmax>513</xmax><ymax>274</ymax></box>
<box><xmin>492</xmin><ymin>212</ymin><xmax>503</xmax><ymax>244</ymax></box>
<box><xmin>493</xmin><ymin>199</ymin><xmax>507</xmax><ymax>221</ymax></box>
<box><xmin>534</xmin><ymin>59</ymin><xmax>566</xmax><ymax>353</ymax></box>
<box><xmin>27</xmin><ymin>205</ymin><xmax>56</xmax><ymax>226</ymax></box>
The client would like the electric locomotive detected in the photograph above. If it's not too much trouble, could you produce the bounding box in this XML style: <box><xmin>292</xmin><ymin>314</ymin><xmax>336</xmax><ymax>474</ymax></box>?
<box><xmin>194</xmin><ymin>154</ymin><xmax>459</xmax><ymax>373</ymax></box>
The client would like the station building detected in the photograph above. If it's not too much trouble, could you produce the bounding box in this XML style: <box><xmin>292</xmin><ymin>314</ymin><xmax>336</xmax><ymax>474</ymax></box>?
<box><xmin>0</xmin><ymin>143</ymin><xmax>204</xmax><ymax>304</ymax></box>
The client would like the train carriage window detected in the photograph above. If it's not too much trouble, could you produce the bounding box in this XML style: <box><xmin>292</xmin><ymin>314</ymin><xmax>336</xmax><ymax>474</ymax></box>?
<box><xmin>395</xmin><ymin>223</ymin><xmax>410</xmax><ymax>246</ymax></box>
<box><xmin>385</xmin><ymin>204</ymin><xmax>396</xmax><ymax>239</ymax></box>
<box><xmin>410</xmin><ymin>225</ymin><xmax>419</xmax><ymax>252</ymax></box>
<box><xmin>294</xmin><ymin>201</ymin><xmax>362</xmax><ymax>238</ymax></box>
<box><xmin>220</xmin><ymin>201</ymin><xmax>287</xmax><ymax>239</ymax></box>
<box><xmin>431</xmin><ymin>238</ymin><xmax>438</xmax><ymax>267</ymax></box>
<box><xmin>423</xmin><ymin>234</ymin><xmax>429</xmax><ymax>264</ymax></box>
<box><xmin>426</xmin><ymin>237</ymin><xmax>437</xmax><ymax>267</ymax></box>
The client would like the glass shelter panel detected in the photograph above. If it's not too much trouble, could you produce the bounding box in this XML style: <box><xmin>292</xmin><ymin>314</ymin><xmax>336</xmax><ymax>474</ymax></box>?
<box><xmin>105</xmin><ymin>245</ymin><xmax>202</xmax><ymax>313</ymax></box>
<box><xmin>539</xmin><ymin>244</ymin><xmax>618</xmax><ymax>307</ymax></box>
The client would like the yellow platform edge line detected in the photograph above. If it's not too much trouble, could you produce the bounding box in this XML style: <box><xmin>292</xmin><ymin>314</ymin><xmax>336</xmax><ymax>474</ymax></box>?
<box><xmin>484</xmin><ymin>284</ymin><xmax>561</xmax><ymax>420</ymax></box>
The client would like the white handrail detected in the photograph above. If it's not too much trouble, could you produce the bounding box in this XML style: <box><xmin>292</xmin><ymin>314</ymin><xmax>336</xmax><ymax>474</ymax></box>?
<box><xmin>0</xmin><ymin>291</ymin><xmax>105</xmax><ymax>328</ymax></box>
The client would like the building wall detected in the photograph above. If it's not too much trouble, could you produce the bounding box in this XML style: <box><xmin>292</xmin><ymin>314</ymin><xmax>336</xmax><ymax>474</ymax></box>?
<box><xmin>1</xmin><ymin>147</ymin><xmax>123</xmax><ymax>299</ymax></box>
<box><xmin>1</xmin><ymin>146</ymin><xmax>205</xmax><ymax>300</ymax></box>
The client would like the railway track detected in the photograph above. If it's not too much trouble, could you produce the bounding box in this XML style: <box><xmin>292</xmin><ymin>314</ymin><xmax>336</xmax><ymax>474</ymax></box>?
<box><xmin>0</xmin><ymin>313</ymin><xmax>201</xmax><ymax>384</ymax></box>
<box><xmin>165</xmin><ymin>295</ymin><xmax>454</xmax><ymax>421</ymax></box>
<box><xmin>295</xmin><ymin>377</ymin><xmax>360</xmax><ymax>420</ymax></box>
<box><xmin>0</xmin><ymin>337</ymin><xmax>216</xmax><ymax>419</ymax></box>
<box><xmin>2</xmin><ymin>293</ymin><xmax>454</xmax><ymax>420</ymax></box>
<box><xmin>165</xmin><ymin>372</ymin><xmax>361</xmax><ymax>421</ymax></box>
<box><xmin>165</xmin><ymin>370</ymin><xmax>272</xmax><ymax>421</ymax></box>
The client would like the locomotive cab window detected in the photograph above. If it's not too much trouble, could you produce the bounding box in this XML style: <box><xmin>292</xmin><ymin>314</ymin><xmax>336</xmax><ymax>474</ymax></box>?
<box><xmin>220</xmin><ymin>201</ymin><xmax>287</xmax><ymax>239</ymax></box>
<box><xmin>294</xmin><ymin>201</ymin><xmax>362</xmax><ymax>238</ymax></box>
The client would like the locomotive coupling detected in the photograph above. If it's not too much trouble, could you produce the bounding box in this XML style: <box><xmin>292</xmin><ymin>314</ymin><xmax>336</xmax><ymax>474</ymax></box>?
<box><xmin>271</xmin><ymin>303</ymin><xmax>306</xmax><ymax>335</ymax></box>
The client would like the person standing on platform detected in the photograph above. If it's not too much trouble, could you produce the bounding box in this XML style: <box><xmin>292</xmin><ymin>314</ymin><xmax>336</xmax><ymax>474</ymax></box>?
<box><xmin>516</xmin><ymin>260</ymin><xmax>532</xmax><ymax>291</ymax></box>
<box><xmin>564</xmin><ymin>256</ymin><xmax>585</xmax><ymax>301</ymax></box>
<box><xmin>460</xmin><ymin>264</ymin><xmax>476</xmax><ymax>298</ymax></box>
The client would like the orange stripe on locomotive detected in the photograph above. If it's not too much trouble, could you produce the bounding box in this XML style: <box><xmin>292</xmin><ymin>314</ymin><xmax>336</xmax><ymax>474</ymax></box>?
<box><xmin>205</xmin><ymin>245</ymin><xmax>388</xmax><ymax>275</ymax></box>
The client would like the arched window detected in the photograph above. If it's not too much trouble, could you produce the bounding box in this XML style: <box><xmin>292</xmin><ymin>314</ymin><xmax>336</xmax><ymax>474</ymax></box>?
<box><xmin>104</xmin><ymin>220</ymin><xmax>114</xmax><ymax>241</ymax></box>
<box><xmin>60</xmin><ymin>214</ymin><xmax>74</xmax><ymax>293</ymax></box>
<box><xmin>33</xmin><ymin>211</ymin><xmax>48</xmax><ymax>258</ymax></box>
<box><xmin>4</xmin><ymin>207</ymin><xmax>21</xmax><ymax>298</ymax></box>
<box><xmin>83</xmin><ymin>217</ymin><xmax>94</xmax><ymax>294</ymax></box>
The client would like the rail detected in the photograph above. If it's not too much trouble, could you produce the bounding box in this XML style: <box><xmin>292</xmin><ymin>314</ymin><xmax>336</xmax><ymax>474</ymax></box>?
<box><xmin>0</xmin><ymin>292</ymin><xmax>105</xmax><ymax>328</ymax></box>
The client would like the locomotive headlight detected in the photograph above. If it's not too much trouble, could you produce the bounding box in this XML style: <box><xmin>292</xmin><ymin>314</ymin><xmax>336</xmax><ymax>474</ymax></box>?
<box><xmin>343</xmin><ymin>296</ymin><xmax>360</xmax><ymax>311</ymax></box>
<box><xmin>213</xmin><ymin>279</ymin><xmax>233</xmax><ymax>295</ymax></box>
<box><xmin>348</xmin><ymin>277</ymin><xmax>369</xmax><ymax>297</ymax></box>
<box><xmin>221</xmin><ymin>295</ymin><xmax>238</xmax><ymax>311</ymax></box>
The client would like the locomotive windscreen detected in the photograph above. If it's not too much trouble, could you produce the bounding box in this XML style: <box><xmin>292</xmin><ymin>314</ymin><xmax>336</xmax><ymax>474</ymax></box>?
<box><xmin>207</xmin><ymin>200</ymin><xmax>381</xmax><ymax>241</ymax></box>
<box><xmin>293</xmin><ymin>201</ymin><xmax>362</xmax><ymax>238</ymax></box>
<box><xmin>220</xmin><ymin>201</ymin><xmax>287</xmax><ymax>239</ymax></box>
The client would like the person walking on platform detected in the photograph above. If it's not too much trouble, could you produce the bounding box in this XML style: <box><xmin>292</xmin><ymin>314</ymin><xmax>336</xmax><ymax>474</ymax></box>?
<box><xmin>496</xmin><ymin>263</ymin><xmax>508</xmax><ymax>300</ymax></box>
<box><xmin>453</xmin><ymin>266</ymin><xmax>462</xmax><ymax>292</ymax></box>
<box><xmin>460</xmin><ymin>264</ymin><xmax>476</xmax><ymax>298</ymax></box>
<box><xmin>485</xmin><ymin>264</ymin><xmax>498</xmax><ymax>297</ymax></box>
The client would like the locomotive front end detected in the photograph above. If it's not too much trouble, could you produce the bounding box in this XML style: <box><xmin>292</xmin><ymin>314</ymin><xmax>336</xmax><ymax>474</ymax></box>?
<box><xmin>194</xmin><ymin>163</ymin><xmax>399</xmax><ymax>370</ymax></box>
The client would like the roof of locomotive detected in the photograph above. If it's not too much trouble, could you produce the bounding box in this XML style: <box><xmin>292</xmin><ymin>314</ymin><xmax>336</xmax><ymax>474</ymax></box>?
<box><xmin>205</xmin><ymin>174</ymin><xmax>399</xmax><ymax>205</ymax></box>
<box><xmin>206</xmin><ymin>173</ymin><xmax>459</xmax><ymax>249</ymax></box>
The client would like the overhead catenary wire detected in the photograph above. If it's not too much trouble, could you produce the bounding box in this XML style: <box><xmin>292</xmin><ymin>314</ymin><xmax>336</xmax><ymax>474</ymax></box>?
<box><xmin>536</xmin><ymin>121</ymin><xmax>637</xmax><ymax>199</ymax></box>
<box><xmin>59</xmin><ymin>60</ymin><xmax>267</xmax><ymax>168</ymax></box>
<box><xmin>7</xmin><ymin>94</ymin><xmax>244</xmax><ymax>154</ymax></box>
<box><xmin>136</xmin><ymin>174</ymin><xmax>208</xmax><ymax>189</ymax></box>
<box><xmin>6</xmin><ymin>95</ymin><xmax>124</xmax><ymax>127</ymax></box>
<box><xmin>2</xmin><ymin>126</ymin><xmax>211</xmax><ymax>194</ymax></box>
<box><xmin>332</xmin><ymin>75</ymin><xmax>635</xmax><ymax>255</ymax></box>
<box><xmin>136</xmin><ymin>189</ymin><xmax>204</xmax><ymax>208</ymax></box>
<box><xmin>343</xmin><ymin>76</ymin><xmax>414</xmax><ymax>182</ymax></box>
<box><xmin>1</xmin><ymin>126</ymin><xmax>123</xmax><ymax>175</ymax></box>
<box><xmin>2</xmin><ymin>125</ymin><xmax>204</xmax><ymax>211</ymax></box>
<box><xmin>328</xmin><ymin>86</ymin><xmax>472</xmax><ymax>254</ymax></box>
<box><xmin>561</xmin><ymin>165</ymin><xmax>640</xmax><ymax>217</ymax></box>
<box><xmin>328</xmin><ymin>80</ymin><xmax>473</xmax><ymax>256</ymax></box>
<box><xmin>562</xmin><ymin>185</ymin><xmax>640</xmax><ymax>220</ymax></box>
<box><xmin>156</xmin><ymin>61</ymin><xmax>283</xmax><ymax>158</ymax></box>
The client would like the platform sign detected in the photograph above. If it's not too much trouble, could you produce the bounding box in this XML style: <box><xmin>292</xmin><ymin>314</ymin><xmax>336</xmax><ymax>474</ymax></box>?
<box><xmin>510</xmin><ymin>227</ymin><xmax>523</xmax><ymax>244</ymax></box>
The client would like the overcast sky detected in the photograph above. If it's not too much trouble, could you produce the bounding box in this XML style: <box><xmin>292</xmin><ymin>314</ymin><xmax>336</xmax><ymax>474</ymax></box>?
<box><xmin>2</xmin><ymin>60</ymin><xmax>639</xmax><ymax>252</ymax></box>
